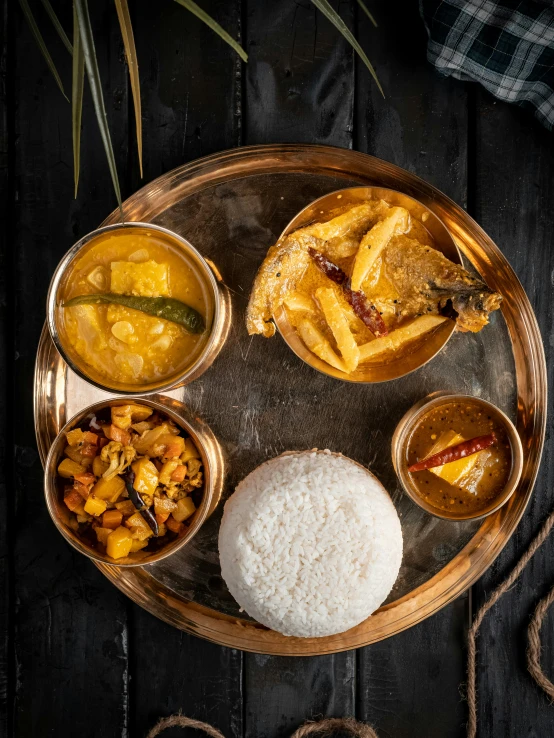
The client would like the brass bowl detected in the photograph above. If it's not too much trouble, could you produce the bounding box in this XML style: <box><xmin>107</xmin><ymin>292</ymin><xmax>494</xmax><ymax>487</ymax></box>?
<box><xmin>273</xmin><ymin>186</ymin><xmax>461</xmax><ymax>383</ymax></box>
<box><xmin>391</xmin><ymin>392</ymin><xmax>523</xmax><ymax>521</ymax></box>
<box><xmin>43</xmin><ymin>396</ymin><xmax>225</xmax><ymax>567</ymax></box>
<box><xmin>47</xmin><ymin>222</ymin><xmax>230</xmax><ymax>395</ymax></box>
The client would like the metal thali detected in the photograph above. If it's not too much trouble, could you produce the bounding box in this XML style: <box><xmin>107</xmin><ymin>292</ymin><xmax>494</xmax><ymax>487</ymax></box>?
<box><xmin>34</xmin><ymin>144</ymin><xmax>547</xmax><ymax>655</ymax></box>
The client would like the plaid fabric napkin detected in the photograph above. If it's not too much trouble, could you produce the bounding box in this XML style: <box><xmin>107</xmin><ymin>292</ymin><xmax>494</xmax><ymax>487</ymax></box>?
<box><xmin>420</xmin><ymin>0</ymin><xmax>554</xmax><ymax>130</ymax></box>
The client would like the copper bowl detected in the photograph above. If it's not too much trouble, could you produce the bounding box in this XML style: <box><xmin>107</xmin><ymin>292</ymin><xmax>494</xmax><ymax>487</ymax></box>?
<box><xmin>47</xmin><ymin>222</ymin><xmax>230</xmax><ymax>395</ymax></box>
<box><xmin>391</xmin><ymin>392</ymin><xmax>523</xmax><ymax>521</ymax></box>
<box><xmin>273</xmin><ymin>186</ymin><xmax>461</xmax><ymax>383</ymax></box>
<box><xmin>43</xmin><ymin>396</ymin><xmax>225</xmax><ymax>567</ymax></box>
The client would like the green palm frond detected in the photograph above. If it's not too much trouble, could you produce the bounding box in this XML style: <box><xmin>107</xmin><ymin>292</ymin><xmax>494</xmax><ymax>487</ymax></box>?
<box><xmin>115</xmin><ymin>0</ymin><xmax>143</xmax><ymax>178</ymax></box>
<box><xmin>40</xmin><ymin>0</ymin><xmax>73</xmax><ymax>54</ymax></box>
<box><xmin>174</xmin><ymin>0</ymin><xmax>248</xmax><ymax>63</ymax></box>
<box><xmin>72</xmin><ymin>4</ymin><xmax>85</xmax><ymax>197</ymax></box>
<box><xmin>18</xmin><ymin>0</ymin><xmax>68</xmax><ymax>100</ymax></box>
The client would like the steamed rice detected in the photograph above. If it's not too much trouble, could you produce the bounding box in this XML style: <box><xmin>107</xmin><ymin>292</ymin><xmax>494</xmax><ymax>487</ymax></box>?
<box><xmin>218</xmin><ymin>450</ymin><xmax>403</xmax><ymax>638</ymax></box>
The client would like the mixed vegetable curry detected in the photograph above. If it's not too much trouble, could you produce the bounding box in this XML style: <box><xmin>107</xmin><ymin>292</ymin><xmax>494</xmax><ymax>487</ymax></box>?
<box><xmin>58</xmin><ymin>403</ymin><xmax>203</xmax><ymax>560</ymax></box>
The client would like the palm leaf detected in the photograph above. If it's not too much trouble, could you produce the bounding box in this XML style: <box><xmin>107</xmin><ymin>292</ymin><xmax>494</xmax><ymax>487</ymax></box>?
<box><xmin>18</xmin><ymin>0</ymin><xmax>68</xmax><ymax>100</ymax></box>
<box><xmin>74</xmin><ymin>0</ymin><xmax>122</xmax><ymax>212</ymax></box>
<box><xmin>356</xmin><ymin>0</ymin><xmax>377</xmax><ymax>28</ymax></box>
<box><xmin>310</xmin><ymin>0</ymin><xmax>383</xmax><ymax>97</ymax></box>
<box><xmin>72</xmin><ymin>4</ymin><xmax>85</xmax><ymax>197</ymax></box>
<box><xmin>40</xmin><ymin>0</ymin><xmax>73</xmax><ymax>54</ymax></box>
<box><xmin>174</xmin><ymin>0</ymin><xmax>248</xmax><ymax>63</ymax></box>
<box><xmin>114</xmin><ymin>0</ymin><xmax>143</xmax><ymax>178</ymax></box>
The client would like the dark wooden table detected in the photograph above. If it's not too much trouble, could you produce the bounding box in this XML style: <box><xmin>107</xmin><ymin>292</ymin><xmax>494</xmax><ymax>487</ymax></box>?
<box><xmin>2</xmin><ymin>1</ymin><xmax>554</xmax><ymax>736</ymax></box>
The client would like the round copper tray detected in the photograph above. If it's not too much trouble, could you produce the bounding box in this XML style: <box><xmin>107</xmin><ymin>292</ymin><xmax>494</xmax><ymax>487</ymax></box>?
<box><xmin>34</xmin><ymin>144</ymin><xmax>546</xmax><ymax>655</ymax></box>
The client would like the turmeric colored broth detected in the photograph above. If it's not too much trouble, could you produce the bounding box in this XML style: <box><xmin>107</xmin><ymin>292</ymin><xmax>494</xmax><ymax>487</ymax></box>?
<box><xmin>405</xmin><ymin>401</ymin><xmax>512</xmax><ymax>515</ymax></box>
<box><xmin>57</xmin><ymin>231</ymin><xmax>212</xmax><ymax>386</ymax></box>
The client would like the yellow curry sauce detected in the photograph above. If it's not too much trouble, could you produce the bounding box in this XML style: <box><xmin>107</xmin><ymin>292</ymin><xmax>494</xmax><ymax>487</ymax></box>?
<box><xmin>58</xmin><ymin>231</ymin><xmax>211</xmax><ymax>386</ymax></box>
<box><xmin>405</xmin><ymin>400</ymin><xmax>511</xmax><ymax>514</ymax></box>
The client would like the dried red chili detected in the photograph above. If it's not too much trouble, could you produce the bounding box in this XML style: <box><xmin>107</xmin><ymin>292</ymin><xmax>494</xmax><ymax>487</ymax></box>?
<box><xmin>308</xmin><ymin>248</ymin><xmax>388</xmax><ymax>337</ymax></box>
<box><xmin>408</xmin><ymin>433</ymin><xmax>497</xmax><ymax>472</ymax></box>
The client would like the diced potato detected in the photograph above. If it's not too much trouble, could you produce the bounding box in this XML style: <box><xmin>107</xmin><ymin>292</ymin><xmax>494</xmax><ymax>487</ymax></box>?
<box><xmin>115</xmin><ymin>499</ymin><xmax>136</xmax><ymax>517</ymax></box>
<box><xmin>125</xmin><ymin>512</ymin><xmax>154</xmax><ymax>541</ymax></box>
<box><xmin>66</xmin><ymin>428</ymin><xmax>86</xmax><ymax>446</ymax></box>
<box><xmin>84</xmin><ymin>496</ymin><xmax>108</xmax><ymax>517</ymax></box>
<box><xmin>93</xmin><ymin>456</ymin><xmax>110</xmax><ymax>477</ymax></box>
<box><xmin>91</xmin><ymin>475</ymin><xmax>125</xmax><ymax>503</ymax></box>
<box><xmin>130</xmin><ymin>539</ymin><xmax>149</xmax><ymax>553</ymax></box>
<box><xmin>111</xmin><ymin>403</ymin><xmax>153</xmax><ymax>431</ymax></box>
<box><xmin>297</xmin><ymin>318</ymin><xmax>347</xmax><ymax>373</ymax></box>
<box><xmin>187</xmin><ymin>458</ymin><xmax>202</xmax><ymax>478</ymax></box>
<box><xmin>129</xmin><ymin>404</ymin><xmax>153</xmax><ymax>422</ymax></box>
<box><xmin>106</xmin><ymin>526</ymin><xmax>133</xmax><ymax>559</ymax></box>
<box><xmin>102</xmin><ymin>510</ymin><xmax>123</xmax><ymax>529</ymax></box>
<box><xmin>87</xmin><ymin>265</ymin><xmax>109</xmax><ymax>290</ymax></box>
<box><xmin>58</xmin><ymin>458</ymin><xmax>86</xmax><ymax>479</ymax></box>
<box><xmin>110</xmin><ymin>260</ymin><xmax>170</xmax><ymax>297</ymax></box>
<box><xmin>172</xmin><ymin>496</ymin><xmax>196</xmax><ymax>523</ymax></box>
<box><xmin>351</xmin><ymin>206</ymin><xmax>410</xmax><ymax>291</ymax></box>
<box><xmin>181</xmin><ymin>438</ymin><xmax>201</xmax><ymax>462</ymax></box>
<box><xmin>159</xmin><ymin>460</ymin><xmax>180</xmax><ymax>485</ymax></box>
<box><xmin>133</xmin><ymin>423</ymin><xmax>174</xmax><ymax>454</ymax></box>
<box><xmin>154</xmin><ymin>496</ymin><xmax>177</xmax><ymax>517</ymax></box>
<box><xmin>131</xmin><ymin>458</ymin><xmax>159</xmax><ymax>497</ymax></box>
<box><xmin>358</xmin><ymin>315</ymin><xmax>448</xmax><ymax>363</ymax></box>
<box><xmin>94</xmin><ymin>527</ymin><xmax>112</xmax><ymax>546</ymax></box>
<box><xmin>316</xmin><ymin>287</ymin><xmax>360</xmax><ymax>372</ymax></box>
<box><xmin>303</xmin><ymin>203</ymin><xmax>376</xmax><ymax>241</ymax></box>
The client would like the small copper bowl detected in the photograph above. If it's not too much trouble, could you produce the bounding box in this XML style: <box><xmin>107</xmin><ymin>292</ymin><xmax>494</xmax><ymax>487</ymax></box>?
<box><xmin>391</xmin><ymin>392</ymin><xmax>523</xmax><ymax>521</ymax></box>
<box><xmin>44</xmin><ymin>396</ymin><xmax>225</xmax><ymax>567</ymax></box>
<box><xmin>47</xmin><ymin>222</ymin><xmax>230</xmax><ymax>395</ymax></box>
<box><xmin>273</xmin><ymin>187</ymin><xmax>460</xmax><ymax>383</ymax></box>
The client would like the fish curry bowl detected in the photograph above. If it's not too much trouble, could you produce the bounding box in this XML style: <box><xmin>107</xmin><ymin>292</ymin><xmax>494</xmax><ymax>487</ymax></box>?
<box><xmin>247</xmin><ymin>187</ymin><xmax>503</xmax><ymax>383</ymax></box>
<box><xmin>47</xmin><ymin>222</ymin><xmax>229</xmax><ymax>395</ymax></box>
<box><xmin>43</xmin><ymin>397</ymin><xmax>224</xmax><ymax>567</ymax></box>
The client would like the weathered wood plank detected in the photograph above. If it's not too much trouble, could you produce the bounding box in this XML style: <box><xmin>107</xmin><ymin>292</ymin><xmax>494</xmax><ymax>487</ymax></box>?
<box><xmin>12</xmin><ymin>2</ymin><xmax>130</xmax><ymax>736</ymax></box>
<box><xmin>243</xmin><ymin>2</ymin><xmax>356</xmax><ymax>735</ymax></box>
<box><xmin>356</xmin><ymin>4</ymin><xmax>468</xmax><ymax>736</ymax></box>
<box><xmin>128</xmin><ymin>3</ymin><xmax>244</xmax><ymax>736</ymax></box>
<box><xmin>0</xmin><ymin>0</ymin><xmax>10</xmax><ymax>734</ymax></box>
<box><xmin>471</xmin><ymin>90</ymin><xmax>554</xmax><ymax>738</ymax></box>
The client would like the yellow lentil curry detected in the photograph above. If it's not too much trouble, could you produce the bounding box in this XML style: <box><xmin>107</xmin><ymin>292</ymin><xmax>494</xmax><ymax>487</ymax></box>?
<box><xmin>405</xmin><ymin>400</ymin><xmax>511</xmax><ymax>515</ymax></box>
<box><xmin>58</xmin><ymin>403</ymin><xmax>203</xmax><ymax>560</ymax></box>
<box><xmin>58</xmin><ymin>231</ymin><xmax>211</xmax><ymax>386</ymax></box>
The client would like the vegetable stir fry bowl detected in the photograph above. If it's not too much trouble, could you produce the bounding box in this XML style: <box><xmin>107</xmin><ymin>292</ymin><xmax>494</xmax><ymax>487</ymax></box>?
<box><xmin>47</xmin><ymin>222</ymin><xmax>230</xmax><ymax>395</ymax></box>
<box><xmin>44</xmin><ymin>397</ymin><xmax>224</xmax><ymax>567</ymax></box>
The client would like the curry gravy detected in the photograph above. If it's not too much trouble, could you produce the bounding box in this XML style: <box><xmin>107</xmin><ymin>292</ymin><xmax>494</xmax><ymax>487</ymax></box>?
<box><xmin>405</xmin><ymin>400</ymin><xmax>512</xmax><ymax>515</ymax></box>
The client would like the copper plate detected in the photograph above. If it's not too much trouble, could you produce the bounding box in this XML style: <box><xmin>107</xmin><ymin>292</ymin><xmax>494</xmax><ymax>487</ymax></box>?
<box><xmin>34</xmin><ymin>144</ymin><xmax>547</xmax><ymax>656</ymax></box>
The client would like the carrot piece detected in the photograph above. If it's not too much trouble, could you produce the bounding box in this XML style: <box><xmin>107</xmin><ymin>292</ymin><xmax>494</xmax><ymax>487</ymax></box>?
<box><xmin>73</xmin><ymin>481</ymin><xmax>91</xmax><ymax>500</ymax></box>
<box><xmin>82</xmin><ymin>431</ymin><xmax>99</xmax><ymax>445</ymax></box>
<box><xmin>170</xmin><ymin>465</ymin><xmax>187</xmax><ymax>483</ymax></box>
<box><xmin>98</xmin><ymin>437</ymin><xmax>109</xmax><ymax>449</ymax></box>
<box><xmin>64</xmin><ymin>489</ymin><xmax>84</xmax><ymax>512</ymax></box>
<box><xmin>106</xmin><ymin>424</ymin><xmax>131</xmax><ymax>445</ymax></box>
<box><xmin>165</xmin><ymin>516</ymin><xmax>183</xmax><ymax>534</ymax></box>
<box><xmin>408</xmin><ymin>433</ymin><xmax>496</xmax><ymax>472</ymax></box>
<box><xmin>80</xmin><ymin>442</ymin><xmax>98</xmax><ymax>457</ymax></box>
<box><xmin>102</xmin><ymin>510</ymin><xmax>123</xmax><ymax>529</ymax></box>
<box><xmin>74</xmin><ymin>472</ymin><xmax>96</xmax><ymax>487</ymax></box>
<box><xmin>155</xmin><ymin>512</ymin><xmax>169</xmax><ymax>525</ymax></box>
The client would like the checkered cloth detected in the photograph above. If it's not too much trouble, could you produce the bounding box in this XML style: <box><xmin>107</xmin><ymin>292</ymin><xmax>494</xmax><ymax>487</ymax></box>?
<box><xmin>420</xmin><ymin>0</ymin><xmax>554</xmax><ymax>130</ymax></box>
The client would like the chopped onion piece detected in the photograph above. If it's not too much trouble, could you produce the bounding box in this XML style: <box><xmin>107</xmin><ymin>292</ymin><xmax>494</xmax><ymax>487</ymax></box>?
<box><xmin>114</xmin><ymin>352</ymin><xmax>144</xmax><ymax>378</ymax></box>
<box><xmin>111</xmin><ymin>321</ymin><xmax>135</xmax><ymax>343</ymax></box>
<box><xmin>128</xmin><ymin>248</ymin><xmax>150</xmax><ymax>263</ymax></box>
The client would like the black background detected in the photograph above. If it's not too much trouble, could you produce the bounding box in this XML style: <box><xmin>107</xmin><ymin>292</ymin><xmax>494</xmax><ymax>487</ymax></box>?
<box><xmin>2</xmin><ymin>1</ymin><xmax>554</xmax><ymax>736</ymax></box>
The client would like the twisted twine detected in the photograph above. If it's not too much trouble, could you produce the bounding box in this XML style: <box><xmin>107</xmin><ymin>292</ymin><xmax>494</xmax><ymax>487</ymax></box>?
<box><xmin>146</xmin><ymin>513</ymin><xmax>554</xmax><ymax>738</ymax></box>
<box><xmin>467</xmin><ymin>509</ymin><xmax>554</xmax><ymax>738</ymax></box>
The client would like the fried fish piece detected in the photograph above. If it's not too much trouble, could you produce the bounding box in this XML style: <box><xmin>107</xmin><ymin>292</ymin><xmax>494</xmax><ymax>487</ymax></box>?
<box><xmin>247</xmin><ymin>204</ymin><xmax>384</xmax><ymax>337</ymax></box>
<box><xmin>383</xmin><ymin>238</ymin><xmax>502</xmax><ymax>332</ymax></box>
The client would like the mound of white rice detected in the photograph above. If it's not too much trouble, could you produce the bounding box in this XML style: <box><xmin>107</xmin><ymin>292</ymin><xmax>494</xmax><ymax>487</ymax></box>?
<box><xmin>218</xmin><ymin>450</ymin><xmax>403</xmax><ymax>638</ymax></box>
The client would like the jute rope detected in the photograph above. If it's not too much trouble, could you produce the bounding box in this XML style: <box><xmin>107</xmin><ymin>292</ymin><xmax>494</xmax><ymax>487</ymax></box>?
<box><xmin>146</xmin><ymin>513</ymin><xmax>554</xmax><ymax>738</ymax></box>
<box><xmin>467</xmin><ymin>508</ymin><xmax>554</xmax><ymax>738</ymax></box>
<box><xmin>145</xmin><ymin>715</ymin><xmax>377</xmax><ymax>737</ymax></box>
